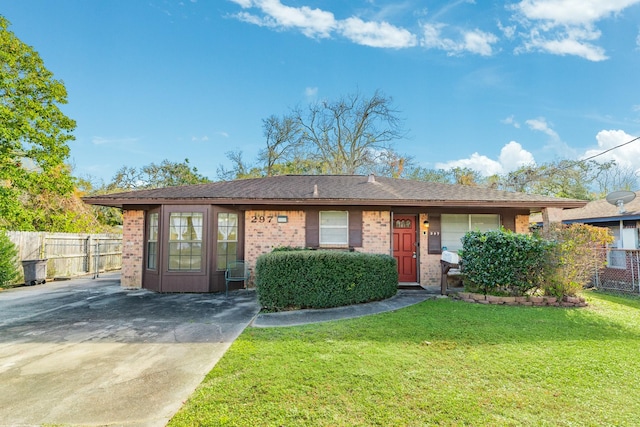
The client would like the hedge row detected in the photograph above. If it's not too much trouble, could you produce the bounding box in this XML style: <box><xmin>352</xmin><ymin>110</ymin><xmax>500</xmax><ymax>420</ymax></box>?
<box><xmin>255</xmin><ymin>250</ymin><xmax>398</xmax><ymax>310</ymax></box>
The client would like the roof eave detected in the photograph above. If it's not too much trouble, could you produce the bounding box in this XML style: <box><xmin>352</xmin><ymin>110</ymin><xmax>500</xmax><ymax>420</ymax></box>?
<box><xmin>83</xmin><ymin>196</ymin><xmax>587</xmax><ymax>210</ymax></box>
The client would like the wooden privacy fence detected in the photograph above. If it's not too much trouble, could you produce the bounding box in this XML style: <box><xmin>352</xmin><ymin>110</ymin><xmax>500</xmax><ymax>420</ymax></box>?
<box><xmin>7</xmin><ymin>231</ymin><xmax>123</xmax><ymax>283</ymax></box>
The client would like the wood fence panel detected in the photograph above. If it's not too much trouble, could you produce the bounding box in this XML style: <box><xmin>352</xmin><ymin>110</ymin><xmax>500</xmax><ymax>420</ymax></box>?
<box><xmin>6</xmin><ymin>231</ymin><xmax>122</xmax><ymax>284</ymax></box>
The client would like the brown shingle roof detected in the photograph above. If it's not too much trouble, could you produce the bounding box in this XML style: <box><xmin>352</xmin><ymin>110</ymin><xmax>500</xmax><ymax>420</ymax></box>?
<box><xmin>83</xmin><ymin>174</ymin><xmax>587</xmax><ymax>210</ymax></box>
<box><xmin>562</xmin><ymin>190</ymin><xmax>640</xmax><ymax>222</ymax></box>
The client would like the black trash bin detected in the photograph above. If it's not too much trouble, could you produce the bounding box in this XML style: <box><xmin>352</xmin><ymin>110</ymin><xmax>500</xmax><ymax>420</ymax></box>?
<box><xmin>22</xmin><ymin>259</ymin><xmax>48</xmax><ymax>286</ymax></box>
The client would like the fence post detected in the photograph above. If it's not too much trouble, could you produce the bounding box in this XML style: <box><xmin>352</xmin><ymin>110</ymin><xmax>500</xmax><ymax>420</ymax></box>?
<box><xmin>593</xmin><ymin>248</ymin><xmax>599</xmax><ymax>289</ymax></box>
<box><xmin>94</xmin><ymin>239</ymin><xmax>101</xmax><ymax>279</ymax></box>
<box><xmin>636</xmin><ymin>251</ymin><xmax>640</xmax><ymax>293</ymax></box>
<box><xmin>40</xmin><ymin>234</ymin><xmax>46</xmax><ymax>259</ymax></box>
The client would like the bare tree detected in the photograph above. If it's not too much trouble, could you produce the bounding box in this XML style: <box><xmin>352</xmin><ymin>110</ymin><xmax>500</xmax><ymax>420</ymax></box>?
<box><xmin>258</xmin><ymin>114</ymin><xmax>302</xmax><ymax>176</ymax></box>
<box><xmin>295</xmin><ymin>89</ymin><xmax>407</xmax><ymax>174</ymax></box>
<box><xmin>591</xmin><ymin>160</ymin><xmax>639</xmax><ymax>197</ymax></box>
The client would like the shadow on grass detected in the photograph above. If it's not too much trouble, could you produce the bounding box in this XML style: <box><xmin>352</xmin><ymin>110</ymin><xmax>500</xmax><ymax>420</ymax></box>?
<box><xmin>587</xmin><ymin>289</ymin><xmax>640</xmax><ymax>309</ymax></box>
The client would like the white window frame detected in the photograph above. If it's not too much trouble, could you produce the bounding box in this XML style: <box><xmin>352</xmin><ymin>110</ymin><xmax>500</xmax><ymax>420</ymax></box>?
<box><xmin>217</xmin><ymin>212</ymin><xmax>239</xmax><ymax>270</ymax></box>
<box><xmin>168</xmin><ymin>212</ymin><xmax>204</xmax><ymax>272</ymax></box>
<box><xmin>319</xmin><ymin>211</ymin><xmax>349</xmax><ymax>246</ymax></box>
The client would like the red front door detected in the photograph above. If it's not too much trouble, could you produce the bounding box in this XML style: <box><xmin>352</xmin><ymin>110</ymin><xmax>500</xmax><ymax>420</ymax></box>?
<box><xmin>393</xmin><ymin>215</ymin><xmax>417</xmax><ymax>282</ymax></box>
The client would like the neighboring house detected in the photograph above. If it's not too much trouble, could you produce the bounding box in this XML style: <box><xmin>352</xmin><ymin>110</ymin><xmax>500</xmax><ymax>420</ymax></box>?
<box><xmin>562</xmin><ymin>191</ymin><xmax>640</xmax><ymax>251</ymax></box>
<box><xmin>560</xmin><ymin>192</ymin><xmax>640</xmax><ymax>292</ymax></box>
<box><xmin>83</xmin><ymin>174</ymin><xmax>585</xmax><ymax>293</ymax></box>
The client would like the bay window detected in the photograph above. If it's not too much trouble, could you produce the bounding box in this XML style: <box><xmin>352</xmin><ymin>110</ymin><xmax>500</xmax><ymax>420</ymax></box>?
<box><xmin>168</xmin><ymin>212</ymin><xmax>203</xmax><ymax>271</ymax></box>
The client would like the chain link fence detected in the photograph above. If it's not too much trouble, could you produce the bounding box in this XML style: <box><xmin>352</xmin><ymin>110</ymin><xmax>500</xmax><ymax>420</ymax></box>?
<box><xmin>591</xmin><ymin>248</ymin><xmax>640</xmax><ymax>294</ymax></box>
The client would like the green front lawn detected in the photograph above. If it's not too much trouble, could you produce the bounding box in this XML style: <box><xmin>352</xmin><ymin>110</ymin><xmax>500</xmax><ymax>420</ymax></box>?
<box><xmin>170</xmin><ymin>292</ymin><xmax>640</xmax><ymax>426</ymax></box>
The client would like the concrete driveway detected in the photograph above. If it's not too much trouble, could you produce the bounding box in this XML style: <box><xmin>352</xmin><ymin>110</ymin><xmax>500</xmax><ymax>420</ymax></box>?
<box><xmin>0</xmin><ymin>272</ymin><xmax>260</xmax><ymax>427</ymax></box>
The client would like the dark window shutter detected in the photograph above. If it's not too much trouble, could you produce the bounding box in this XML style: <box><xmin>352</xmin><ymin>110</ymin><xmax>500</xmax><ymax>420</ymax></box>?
<box><xmin>502</xmin><ymin>213</ymin><xmax>516</xmax><ymax>231</ymax></box>
<box><xmin>427</xmin><ymin>214</ymin><xmax>441</xmax><ymax>254</ymax></box>
<box><xmin>305</xmin><ymin>209</ymin><xmax>319</xmax><ymax>248</ymax></box>
<box><xmin>349</xmin><ymin>210</ymin><xmax>363</xmax><ymax>247</ymax></box>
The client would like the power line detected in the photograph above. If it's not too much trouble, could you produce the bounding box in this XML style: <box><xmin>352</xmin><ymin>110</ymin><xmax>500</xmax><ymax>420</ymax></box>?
<box><xmin>580</xmin><ymin>135</ymin><xmax>640</xmax><ymax>163</ymax></box>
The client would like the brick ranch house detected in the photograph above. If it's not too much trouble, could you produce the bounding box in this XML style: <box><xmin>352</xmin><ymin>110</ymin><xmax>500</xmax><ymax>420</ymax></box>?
<box><xmin>83</xmin><ymin>174</ymin><xmax>586</xmax><ymax>293</ymax></box>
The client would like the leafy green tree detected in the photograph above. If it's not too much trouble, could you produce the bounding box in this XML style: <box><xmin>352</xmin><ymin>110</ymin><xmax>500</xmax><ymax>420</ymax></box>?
<box><xmin>407</xmin><ymin>166</ymin><xmax>484</xmax><ymax>185</ymax></box>
<box><xmin>217</xmin><ymin>149</ymin><xmax>331</xmax><ymax>180</ymax></box>
<box><xmin>498</xmin><ymin>159</ymin><xmax>636</xmax><ymax>200</ymax></box>
<box><xmin>0</xmin><ymin>230</ymin><xmax>19</xmax><ymax>287</ymax></box>
<box><xmin>0</xmin><ymin>16</ymin><xmax>76</xmax><ymax>230</ymax></box>
<box><xmin>107</xmin><ymin>158</ymin><xmax>209</xmax><ymax>191</ymax></box>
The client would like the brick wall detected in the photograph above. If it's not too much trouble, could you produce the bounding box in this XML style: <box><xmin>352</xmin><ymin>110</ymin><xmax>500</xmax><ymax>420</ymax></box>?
<box><xmin>121</xmin><ymin>210</ymin><xmax>144</xmax><ymax>289</ymax></box>
<box><xmin>360</xmin><ymin>211</ymin><xmax>391</xmax><ymax>254</ymax></box>
<box><xmin>515</xmin><ymin>214</ymin><xmax>531</xmax><ymax>234</ymax></box>
<box><xmin>244</xmin><ymin>210</ymin><xmax>306</xmax><ymax>271</ymax></box>
<box><xmin>419</xmin><ymin>213</ymin><xmax>441</xmax><ymax>285</ymax></box>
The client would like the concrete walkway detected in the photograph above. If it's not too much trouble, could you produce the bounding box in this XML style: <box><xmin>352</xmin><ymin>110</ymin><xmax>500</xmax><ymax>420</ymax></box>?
<box><xmin>0</xmin><ymin>273</ymin><xmax>260</xmax><ymax>427</ymax></box>
<box><xmin>252</xmin><ymin>289</ymin><xmax>440</xmax><ymax>327</ymax></box>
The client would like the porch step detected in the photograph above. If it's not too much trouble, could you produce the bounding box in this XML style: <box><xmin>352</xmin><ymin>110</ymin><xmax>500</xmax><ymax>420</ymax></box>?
<box><xmin>397</xmin><ymin>282</ymin><xmax>423</xmax><ymax>290</ymax></box>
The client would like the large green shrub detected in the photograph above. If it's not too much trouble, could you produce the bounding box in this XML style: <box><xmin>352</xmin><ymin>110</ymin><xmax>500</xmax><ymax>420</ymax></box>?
<box><xmin>0</xmin><ymin>230</ymin><xmax>20</xmax><ymax>288</ymax></box>
<box><xmin>461</xmin><ymin>229</ymin><xmax>553</xmax><ymax>296</ymax></box>
<box><xmin>256</xmin><ymin>250</ymin><xmax>398</xmax><ymax>310</ymax></box>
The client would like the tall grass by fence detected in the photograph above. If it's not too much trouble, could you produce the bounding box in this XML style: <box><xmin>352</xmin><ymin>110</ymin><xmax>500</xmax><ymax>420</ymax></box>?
<box><xmin>7</xmin><ymin>231</ymin><xmax>123</xmax><ymax>284</ymax></box>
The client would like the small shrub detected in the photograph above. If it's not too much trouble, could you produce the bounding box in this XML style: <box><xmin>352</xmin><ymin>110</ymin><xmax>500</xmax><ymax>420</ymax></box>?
<box><xmin>270</xmin><ymin>246</ymin><xmax>308</xmax><ymax>252</ymax></box>
<box><xmin>256</xmin><ymin>250</ymin><xmax>397</xmax><ymax>310</ymax></box>
<box><xmin>461</xmin><ymin>228</ymin><xmax>553</xmax><ymax>296</ymax></box>
<box><xmin>0</xmin><ymin>230</ymin><xmax>20</xmax><ymax>288</ymax></box>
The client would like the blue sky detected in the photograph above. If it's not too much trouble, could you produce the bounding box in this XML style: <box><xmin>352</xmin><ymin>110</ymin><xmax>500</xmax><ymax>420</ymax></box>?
<box><xmin>2</xmin><ymin>0</ymin><xmax>640</xmax><ymax>184</ymax></box>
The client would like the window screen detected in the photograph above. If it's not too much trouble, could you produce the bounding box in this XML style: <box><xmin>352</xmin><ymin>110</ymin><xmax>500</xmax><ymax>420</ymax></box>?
<box><xmin>441</xmin><ymin>214</ymin><xmax>500</xmax><ymax>251</ymax></box>
<box><xmin>319</xmin><ymin>211</ymin><xmax>349</xmax><ymax>245</ymax></box>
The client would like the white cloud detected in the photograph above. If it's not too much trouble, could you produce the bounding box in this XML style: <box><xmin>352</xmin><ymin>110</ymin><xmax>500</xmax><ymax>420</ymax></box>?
<box><xmin>304</xmin><ymin>86</ymin><xmax>318</xmax><ymax>98</ymax></box>
<box><xmin>230</xmin><ymin>0</ymin><xmax>415</xmax><ymax>47</ymax></box>
<box><xmin>92</xmin><ymin>136</ymin><xmax>139</xmax><ymax>145</ymax></box>
<box><xmin>191</xmin><ymin>135</ymin><xmax>210</xmax><ymax>142</ymax></box>
<box><xmin>228</xmin><ymin>0</ymin><xmax>639</xmax><ymax>59</ymax></box>
<box><xmin>498</xmin><ymin>20</ymin><xmax>516</xmax><ymax>39</ymax></box>
<box><xmin>232</xmin><ymin>0</ymin><xmax>336</xmax><ymax>38</ymax></box>
<box><xmin>525</xmin><ymin>117</ymin><xmax>559</xmax><ymax>139</ymax></box>
<box><xmin>518</xmin><ymin>26</ymin><xmax>607</xmax><ymax>61</ymax></box>
<box><xmin>435</xmin><ymin>141</ymin><xmax>535</xmax><ymax>176</ymax></box>
<box><xmin>229</xmin><ymin>0</ymin><xmax>252</xmax><ymax>7</ymax></box>
<box><xmin>339</xmin><ymin>17</ymin><xmax>417</xmax><ymax>48</ymax></box>
<box><xmin>501</xmin><ymin>115</ymin><xmax>520</xmax><ymax>128</ymax></box>
<box><xmin>421</xmin><ymin>23</ymin><xmax>499</xmax><ymax>56</ymax></box>
<box><xmin>463</xmin><ymin>29</ymin><xmax>500</xmax><ymax>55</ymax></box>
<box><xmin>513</xmin><ymin>0</ymin><xmax>639</xmax><ymax>25</ymax></box>
<box><xmin>499</xmin><ymin>141</ymin><xmax>535</xmax><ymax>170</ymax></box>
<box><xmin>436</xmin><ymin>152</ymin><xmax>503</xmax><ymax>176</ymax></box>
<box><xmin>509</xmin><ymin>0</ymin><xmax>640</xmax><ymax>61</ymax></box>
<box><xmin>582</xmin><ymin>129</ymin><xmax>640</xmax><ymax>171</ymax></box>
